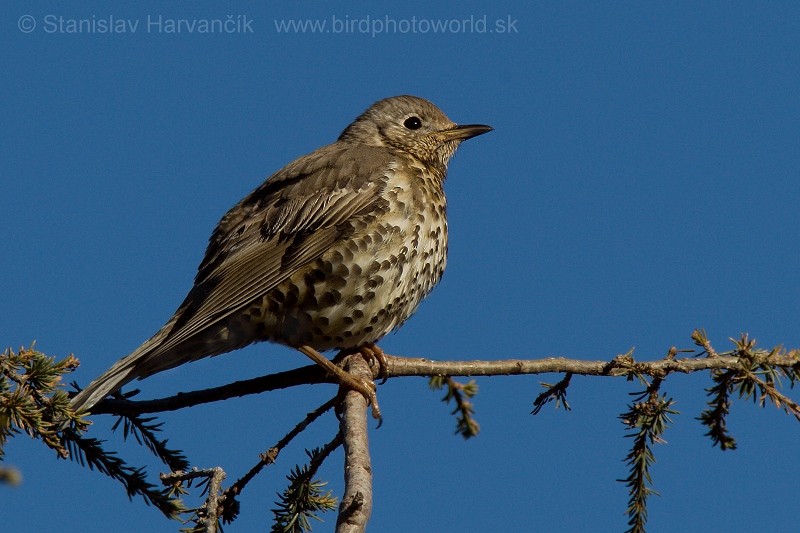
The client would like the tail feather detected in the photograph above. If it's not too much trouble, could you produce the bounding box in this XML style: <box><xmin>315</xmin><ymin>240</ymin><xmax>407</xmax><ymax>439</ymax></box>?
<box><xmin>70</xmin><ymin>328</ymin><xmax>171</xmax><ymax>413</ymax></box>
<box><xmin>71</xmin><ymin>301</ymin><xmax>257</xmax><ymax>413</ymax></box>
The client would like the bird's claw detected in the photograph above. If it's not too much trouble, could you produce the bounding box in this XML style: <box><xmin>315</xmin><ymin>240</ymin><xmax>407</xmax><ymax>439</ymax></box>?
<box><xmin>301</xmin><ymin>344</ymin><xmax>383</xmax><ymax>424</ymax></box>
<box><xmin>359</xmin><ymin>344</ymin><xmax>390</xmax><ymax>384</ymax></box>
<box><xmin>334</xmin><ymin>375</ymin><xmax>382</xmax><ymax>424</ymax></box>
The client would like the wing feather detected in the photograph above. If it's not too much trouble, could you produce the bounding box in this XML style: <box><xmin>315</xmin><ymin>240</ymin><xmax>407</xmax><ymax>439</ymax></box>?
<box><xmin>139</xmin><ymin>143</ymin><xmax>390</xmax><ymax>363</ymax></box>
<box><xmin>71</xmin><ymin>137</ymin><xmax>397</xmax><ymax>412</ymax></box>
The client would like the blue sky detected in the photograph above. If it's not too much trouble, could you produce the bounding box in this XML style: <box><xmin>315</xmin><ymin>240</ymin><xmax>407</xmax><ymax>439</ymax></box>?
<box><xmin>3</xmin><ymin>2</ymin><xmax>799</xmax><ymax>532</ymax></box>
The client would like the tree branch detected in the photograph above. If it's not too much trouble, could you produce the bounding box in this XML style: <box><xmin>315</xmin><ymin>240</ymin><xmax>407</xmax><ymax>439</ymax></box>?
<box><xmin>386</xmin><ymin>352</ymin><xmax>800</xmax><ymax>378</ymax></box>
<box><xmin>86</xmin><ymin>349</ymin><xmax>800</xmax><ymax>417</ymax></box>
<box><xmin>89</xmin><ymin>364</ymin><xmax>331</xmax><ymax>415</ymax></box>
<box><xmin>336</xmin><ymin>355</ymin><xmax>373</xmax><ymax>533</ymax></box>
<box><xmin>160</xmin><ymin>467</ymin><xmax>226</xmax><ymax>533</ymax></box>
<box><xmin>10</xmin><ymin>333</ymin><xmax>800</xmax><ymax>531</ymax></box>
<box><xmin>226</xmin><ymin>395</ymin><xmax>338</xmax><ymax>502</ymax></box>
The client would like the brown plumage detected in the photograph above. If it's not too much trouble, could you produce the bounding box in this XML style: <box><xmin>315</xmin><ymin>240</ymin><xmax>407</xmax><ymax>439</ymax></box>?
<box><xmin>71</xmin><ymin>95</ymin><xmax>492</xmax><ymax>414</ymax></box>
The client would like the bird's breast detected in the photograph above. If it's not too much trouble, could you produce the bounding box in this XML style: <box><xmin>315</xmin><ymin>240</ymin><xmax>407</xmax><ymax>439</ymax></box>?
<box><xmin>254</xmin><ymin>160</ymin><xmax>449</xmax><ymax>351</ymax></box>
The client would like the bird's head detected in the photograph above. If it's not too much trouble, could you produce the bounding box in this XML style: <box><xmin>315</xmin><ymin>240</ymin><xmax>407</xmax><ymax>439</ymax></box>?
<box><xmin>339</xmin><ymin>95</ymin><xmax>492</xmax><ymax>171</ymax></box>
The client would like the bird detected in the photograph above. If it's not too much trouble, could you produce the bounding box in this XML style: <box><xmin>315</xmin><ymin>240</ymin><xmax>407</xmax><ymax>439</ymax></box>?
<box><xmin>70</xmin><ymin>95</ymin><xmax>492</xmax><ymax>418</ymax></box>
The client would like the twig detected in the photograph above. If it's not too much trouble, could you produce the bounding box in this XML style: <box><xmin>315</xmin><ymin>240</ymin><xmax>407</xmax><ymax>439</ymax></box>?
<box><xmin>271</xmin><ymin>432</ymin><xmax>342</xmax><ymax>531</ymax></box>
<box><xmin>161</xmin><ymin>467</ymin><xmax>226</xmax><ymax>533</ymax></box>
<box><xmin>618</xmin><ymin>378</ymin><xmax>676</xmax><ymax>533</ymax></box>
<box><xmin>225</xmin><ymin>395</ymin><xmax>338</xmax><ymax>500</ymax></box>
<box><xmin>532</xmin><ymin>372</ymin><xmax>572</xmax><ymax>415</ymax></box>
<box><xmin>430</xmin><ymin>376</ymin><xmax>480</xmax><ymax>438</ymax></box>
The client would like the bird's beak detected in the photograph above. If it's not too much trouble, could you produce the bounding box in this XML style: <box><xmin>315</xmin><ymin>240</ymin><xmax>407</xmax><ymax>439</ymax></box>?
<box><xmin>441</xmin><ymin>124</ymin><xmax>493</xmax><ymax>141</ymax></box>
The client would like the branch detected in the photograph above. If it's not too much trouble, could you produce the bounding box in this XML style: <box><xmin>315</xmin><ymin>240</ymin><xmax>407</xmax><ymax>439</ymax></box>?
<box><xmin>161</xmin><ymin>467</ymin><xmax>226</xmax><ymax>533</ymax></box>
<box><xmin>162</xmin><ymin>397</ymin><xmax>341</xmax><ymax>532</ymax></box>
<box><xmin>618</xmin><ymin>377</ymin><xmax>676</xmax><ymax>533</ymax></box>
<box><xmin>86</xmin><ymin>348</ymin><xmax>800</xmax><ymax>418</ymax></box>
<box><xmin>429</xmin><ymin>376</ymin><xmax>480</xmax><ymax>438</ymax></box>
<box><xmin>226</xmin><ymin>396</ymin><xmax>338</xmax><ymax>502</ymax></box>
<box><xmin>62</xmin><ymin>427</ymin><xmax>185</xmax><ymax>518</ymax></box>
<box><xmin>12</xmin><ymin>333</ymin><xmax>800</xmax><ymax>532</ymax></box>
<box><xmin>336</xmin><ymin>355</ymin><xmax>374</xmax><ymax>533</ymax></box>
<box><xmin>386</xmin><ymin>352</ymin><xmax>800</xmax><ymax>378</ymax></box>
<box><xmin>271</xmin><ymin>435</ymin><xmax>341</xmax><ymax>532</ymax></box>
<box><xmin>111</xmin><ymin>412</ymin><xmax>190</xmax><ymax>472</ymax></box>
<box><xmin>532</xmin><ymin>372</ymin><xmax>572</xmax><ymax>415</ymax></box>
<box><xmin>89</xmin><ymin>364</ymin><xmax>331</xmax><ymax>415</ymax></box>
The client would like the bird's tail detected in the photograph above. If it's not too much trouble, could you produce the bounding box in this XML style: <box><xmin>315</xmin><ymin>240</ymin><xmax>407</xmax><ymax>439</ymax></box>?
<box><xmin>70</xmin><ymin>328</ymin><xmax>171</xmax><ymax>414</ymax></box>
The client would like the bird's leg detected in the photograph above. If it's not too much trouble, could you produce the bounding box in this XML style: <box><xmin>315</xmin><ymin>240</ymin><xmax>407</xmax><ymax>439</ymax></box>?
<box><xmin>298</xmin><ymin>345</ymin><xmax>381</xmax><ymax>420</ymax></box>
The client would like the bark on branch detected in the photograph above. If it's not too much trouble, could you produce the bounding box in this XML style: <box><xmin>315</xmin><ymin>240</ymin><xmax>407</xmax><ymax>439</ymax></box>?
<box><xmin>336</xmin><ymin>354</ymin><xmax>373</xmax><ymax>533</ymax></box>
<box><xmin>386</xmin><ymin>353</ymin><xmax>800</xmax><ymax>378</ymax></box>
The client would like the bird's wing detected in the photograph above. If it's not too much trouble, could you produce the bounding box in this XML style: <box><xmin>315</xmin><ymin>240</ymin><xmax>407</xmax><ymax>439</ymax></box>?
<box><xmin>141</xmin><ymin>143</ymin><xmax>392</xmax><ymax>363</ymax></box>
<box><xmin>70</xmin><ymin>143</ymin><xmax>395</xmax><ymax>412</ymax></box>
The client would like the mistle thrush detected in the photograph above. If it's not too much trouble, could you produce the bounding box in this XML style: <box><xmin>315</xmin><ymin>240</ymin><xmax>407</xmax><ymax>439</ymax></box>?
<box><xmin>71</xmin><ymin>95</ymin><xmax>492</xmax><ymax>417</ymax></box>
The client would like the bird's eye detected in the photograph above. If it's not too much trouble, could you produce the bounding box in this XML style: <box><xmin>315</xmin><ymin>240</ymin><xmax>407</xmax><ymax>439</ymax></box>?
<box><xmin>403</xmin><ymin>116</ymin><xmax>422</xmax><ymax>130</ymax></box>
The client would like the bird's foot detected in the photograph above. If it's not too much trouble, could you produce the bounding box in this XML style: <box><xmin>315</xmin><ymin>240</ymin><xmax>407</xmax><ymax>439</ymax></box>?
<box><xmin>358</xmin><ymin>343</ymin><xmax>390</xmax><ymax>384</ymax></box>
<box><xmin>299</xmin><ymin>345</ymin><xmax>382</xmax><ymax>421</ymax></box>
